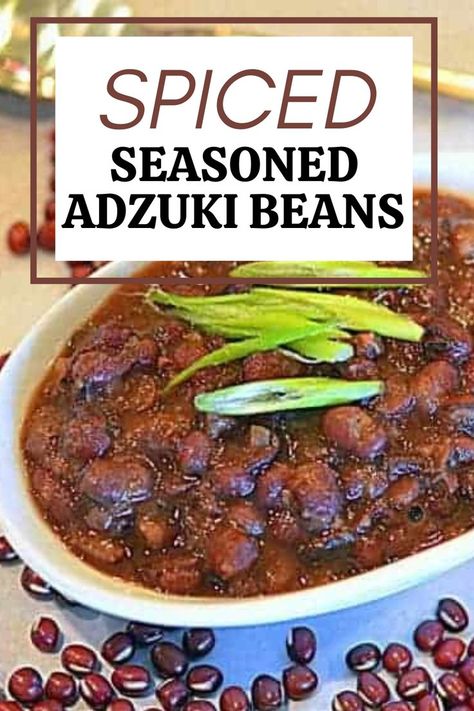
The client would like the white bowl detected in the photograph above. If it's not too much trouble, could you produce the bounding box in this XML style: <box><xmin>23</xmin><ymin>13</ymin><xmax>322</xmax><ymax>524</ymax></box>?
<box><xmin>0</xmin><ymin>154</ymin><xmax>473</xmax><ymax>627</ymax></box>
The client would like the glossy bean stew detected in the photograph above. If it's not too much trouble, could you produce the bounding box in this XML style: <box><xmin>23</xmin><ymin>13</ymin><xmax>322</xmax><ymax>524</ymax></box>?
<box><xmin>21</xmin><ymin>191</ymin><xmax>474</xmax><ymax>598</ymax></box>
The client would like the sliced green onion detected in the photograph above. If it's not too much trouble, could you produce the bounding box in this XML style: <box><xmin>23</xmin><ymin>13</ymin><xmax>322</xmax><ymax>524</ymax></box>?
<box><xmin>195</xmin><ymin>377</ymin><xmax>383</xmax><ymax>415</ymax></box>
<box><xmin>231</xmin><ymin>261</ymin><xmax>426</xmax><ymax>285</ymax></box>
<box><xmin>286</xmin><ymin>335</ymin><xmax>354</xmax><ymax>362</ymax></box>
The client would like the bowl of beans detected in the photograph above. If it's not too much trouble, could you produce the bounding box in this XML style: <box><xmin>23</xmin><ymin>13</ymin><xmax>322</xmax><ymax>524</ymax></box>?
<box><xmin>2</xmin><ymin>154</ymin><xmax>474</xmax><ymax>626</ymax></box>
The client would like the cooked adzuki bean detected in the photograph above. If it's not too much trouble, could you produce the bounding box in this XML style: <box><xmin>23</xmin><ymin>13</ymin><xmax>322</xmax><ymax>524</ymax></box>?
<box><xmin>382</xmin><ymin>643</ymin><xmax>413</xmax><ymax>675</ymax></box>
<box><xmin>111</xmin><ymin>665</ymin><xmax>151</xmax><ymax>697</ymax></box>
<box><xmin>61</xmin><ymin>644</ymin><xmax>100</xmax><ymax>676</ymax></box>
<box><xmin>31</xmin><ymin>617</ymin><xmax>61</xmax><ymax>653</ymax></box>
<box><xmin>459</xmin><ymin>657</ymin><xmax>474</xmax><ymax>688</ymax></box>
<box><xmin>396</xmin><ymin>667</ymin><xmax>433</xmax><ymax>701</ymax></box>
<box><xmin>346</xmin><ymin>643</ymin><xmax>381</xmax><ymax>672</ymax></box>
<box><xmin>45</xmin><ymin>671</ymin><xmax>77</xmax><ymax>706</ymax></box>
<box><xmin>286</xmin><ymin>626</ymin><xmax>317</xmax><ymax>664</ymax></box>
<box><xmin>151</xmin><ymin>642</ymin><xmax>188</xmax><ymax>678</ymax></box>
<box><xmin>436</xmin><ymin>672</ymin><xmax>469</xmax><ymax>706</ymax></box>
<box><xmin>219</xmin><ymin>686</ymin><xmax>251</xmax><ymax>711</ymax></box>
<box><xmin>415</xmin><ymin>695</ymin><xmax>444</xmax><ymax>711</ymax></box>
<box><xmin>32</xmin><ymin>701</ymin><xmax>63</xmax><ymax>711</ymax></box>
<box><xmin>414</xmin><ymin>620</ymin><xmax>445</xmax><ymax>652</ymax></box>
<box><xmin>251</xmin><ymin>675</ymin><xmax>283</xmax><ymax>710</ymax></box>
<box><xmin>186</xmin><ymin>665</ymin><xmax>223</xmax><ymax>695</ymax></box>
<box><xmin>332</xmin><ymin>690</ymin><xmax>365</xmax><ymax>711</ymax></box>
<box><xmin>437</xmin><ymin>598</ymin><xmax>469</xmax><ymax>632</ymax></box>
<box><xmin>80</xmin><ymin>673</ymin><xmax>115</xmax><ymax>710</ymax></box>
<box><xmin>357</xmin><ymin>671</ymin><xmax>390</xmax><ymax>707</ymax></box>
<box><xmin>8</xmin><ymin>667</ymin><xmax>44</xmax><ymax>704</ymax></box>
<box><xmin>282</xmin><ymin>664</ymin><xmax>318</xmax><ymax>701</ymax></box>
<box><xmin>156</xmin><ymin>678</ymin><xmax>189</xmax><ymax>711</ymax></box>
<box><xmin>183</xmin><ymin>629</ymin><xmax>216</xmax><ymax>659</ymax></box>
<box><xmin>101</xmin><ymin>632</ymin><xmax>136</xmax><ymax>665</ymax></box>
<box><xmin>126</xmin><ymin>622</ymin><xmax>164</xmax><ymax>646</ymax></box>
<box><xmin>433</xmin><ymin>637</ymin><xmax>467</xmax><ymax>669</ymax></box>
<box><xmin>20</xmin><ymin>567</ymin><xmax>54</xmax><ymax>599</ymax></box>
<box><xmin>0</xmin><ymin>536</ymin><xmax>18</xmax><ymax>563</ymax></box>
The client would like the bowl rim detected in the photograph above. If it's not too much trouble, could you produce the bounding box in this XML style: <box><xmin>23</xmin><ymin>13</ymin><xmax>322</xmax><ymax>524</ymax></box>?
<box><xmin>1</xmin><ymin>162</ymin><xmax>474</xmax><ymax>627</ymax></box>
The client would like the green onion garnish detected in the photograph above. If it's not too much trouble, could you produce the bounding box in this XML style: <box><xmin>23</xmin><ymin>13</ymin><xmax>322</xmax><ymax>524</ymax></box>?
<box><xmin>194</xmin><ymin>377</ymin><xmax>383</xmax><ymax>415</ymax></box>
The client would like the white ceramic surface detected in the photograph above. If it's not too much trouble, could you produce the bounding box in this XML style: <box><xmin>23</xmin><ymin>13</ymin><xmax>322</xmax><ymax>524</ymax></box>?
<box><xmin>0</xmin><ymin>154</ymin><xmax>472</xmax><ymax>628</ymax></box>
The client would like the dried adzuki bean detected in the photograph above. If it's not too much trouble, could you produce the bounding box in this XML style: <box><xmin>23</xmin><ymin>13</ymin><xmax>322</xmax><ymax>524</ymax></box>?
<box><xmin>0</xmin><ymin>704</ymin><xmax>22</xmax><ymax>711</ymax></box>
<box><xmin>20</xmin><ymin>567</ymin><xmax>54</xmax><ymax>599</ymax></box>
<box><xmin>31</xmin><ymin>617</ymin><xmax>61</xmax><ymax>653</ymax></box>
<box><xmin>38</xmin><ymin>221</ymin><xmax>55</xmax><ymax>251</ymax></box>
<box><xmin>219</xmin><ymin>686</ymin><xmax>250</xmax><ymax>711</ymax></box>
<box><xmin>357</xmin><ymin>671</ymin><xmax>390</xmax><ymax>707</ymax></box>
<box><xmin>437</xmin><ymin>598</ymin><xmax>469</xmax><ymax>632</ymax></box>
<box><xmin>382</xmin><ymin>643</ymin><xmax>413</xmax><ymax>675</ymax></box>
<box><xmin>434</xmin><ymin>638</ymin><xmax>466</xmax><ymax>669</ymax></box>
<box><xmin>286</xmin><ymin>627</ymin><xmax>317</xmax><ymax>664</ymax></box>
<box><xmin>8</xmin><ymin>667</ymin><xmax>43</xmax><ymax>704</ymax></box>
<box><xmin>251</xmin><ymin>675</ymin><xmax>283</xmax><ymax>710</ymax></box>
<box><xmin>415</xmin><ymin>695</ymin><xmax>444</xmax><ymax>711</ymax></box>
<box><xmin>151</xmin><ymin>642</ymin><xmax>188</xmax><ymax>678</ymax></box>
<box><xmin>107</xmin><ymin>700</ymin><xmax>135</xmax><ymax>711</ymax></box>
<box><xmin>460</xmin><ymin>657</ymin><xmax>474</xmax><ymax>688</ymax></box>
<box><xmin>126</xmin><ymin>622</ymin><xmax>164</xmax><ymax>646</ymax></box>
<box><xmin>0</xmin><ymin>536</ymin><xmax>18</xmax><ymax>563</ymax></box>
<box><xmin>7</xmin><ymin>221</ymin><xmax>30</xmax><ymax>254</ymax></box>
<box><xmin>414</xmin><ymin>620</ymin><xmax>445</xmax><ymax>652</ymax></box>
<box><xmin>332</xmin><ymin>690</ymin><xmax>365</xmax><ymax>711</ymax></box>
<box><xmin>156</xmin><ymin>678</ymin><xmax>189</xmax><ymax>711</ymax></box>
<box><xmin>396</xmin><ymin>667</ymin><xmax>433</xmax><ymax>701</ymax></box>
<box><xmin>436</xmin><ymin>672</ymin><xmax>469</xmax><ymax>706</ymax></box>
<box><xmin>183</xmin><ymin>702</ymin><xmax>216</xmax><ymax>711</ymax></box>
<box><xmin>346</xmin><ymin>643</ymin><xmax>381</xmax><ymax>672</ymax></box>
<box><xmin>80</xmin><ymin>673</ymin><xmax>114</xmax><ymax>710</ymax></box>
<box><xmin>282</xmin><ymin>664</ymin><xmax>318</xmax><ymax>701</ymax></box>
<box><xmin>111</xmin><ymin>665</ymin><xmax>150</xmax><ymax>697</ymax></box>
<box><xmin>61</xmin><ymin>644</ymin><xmax>100</xmax><ymax>676</ymax></box>
<box><xmin>101</xmin><ymin>632</ymin><xmax>135</xmax><ymax>665</ymax></box>
<box><xmin>183</xmin><ymin>629</ymin><xmax>216</xmax><ymax>659</ymax></box>
<box><xmin>32</xmin><ymin>701</ymin><xmax>63</xmax><ymax>711</ymax></box>
<box><xmin>45</xmin><ymin>671</ymin><xmax>77</xmax><ymax>706</ymax></box>
<box><xmin>186</xmin><ymin>665</ymin><xmax>223</xmax><ymax>695</ymax></box>
<box><xmin>381</xmin><ymin>703</ymin><xmax>412</xmax><ymax>711</ymax></box>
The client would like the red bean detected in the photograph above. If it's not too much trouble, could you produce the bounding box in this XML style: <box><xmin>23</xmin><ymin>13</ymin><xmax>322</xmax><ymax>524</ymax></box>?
<box><xmin>156</xmin><ymin>678</ymin><xmax>189</xmax><ymax>711</ymax></box>
<box><xmin>126</xmin><ymin>622</ymin><xmax>164</xmax><ymax>646</ymax></box>
<box><xmin>414</xmin><ymin>620</ymin><xmax>445</xmax><ymax>652</ymax></box>
<box><xmin>80</xmin><ymin>674</ymin><xmax>114</xmax><ymax>710</ymax></box>
<box><xmin>415</xmin><ymin>695</ymin><xmax>444</xmax><ymax>711</ymax></box>
<box><xmin>0</xmin><ymin>704</ymin><xmax>22</xmax><ymax>711</ymax></box>
<box><xmin>111</xmin><ymin>665</ymin><xmax>150</xmax><ymax>697</ymax></box>
<box><xmin>437</xmin><ymin>598</ymin><xmax>469</xmax><ymax>633</ymax></box>
<box><xmin>357</xmin><ymin>671</ymin><xmax>390</xmax><ymax>707</ymax></box>
<box><xmin>0</xmin><ymin>535</ymin><xmax>18</xmax><ymax>562</ymax></box>
<box><xmin>434</xmin><ymin>638</ymin><xmax>466</xmax><ymax>669</ymax></box>
<box><xmin>186</xmin><ymin>665</ymin><xmax>223</xmax><ymax>695</ymax></box>
<box><xmin>151</xmin><ymin>642</ymin><xmax>188</xmax><ymax>678</ymax></box>
<box><xmin>32</xmin><ymin>702</ymin><xmax>63</xmax><ymax>711</ymax></box>
<box><xmin>70</xmin><ymin>263</ymin><xmax>94</xmax><ymax>280</ymax></box>
<box><xmin>101</xmin><ymin>632</ymin><xmax>135</xmax><ymax>665</ymax></box>
<box><xmin>61</xmin><ymin>644</ymin><xmax>100</xmax><ymax>676</ymax></box>
<box><xmin>38</xmin><ymin>221</ymin><xmax>55</xmax><ymax>251</ymax></box>
<box><xmin>21</xmin><ymin>566</ymin><xmax>54</xmax><ymax>599</ymax></box>
<box><xmin>286</xmin><ymin>626</ymin><xmax>317</xmax><ymax>664</ymax></box>
<box><xmin>382</xmin><ymin>643</ymin><xmax>413</xmax><ymax>675</ymax></box>
<box><xmin>251</xmin><ymin>675</ymin><xmax>282</xmax><ymax>710</ymax></box>
<box><xmin>31</xmin><ymin>617</ymin><xmax>61</xmax><ymax>653</ymax></box>
<box><xmin>332</xmin><ymin>691</ymin><xmax>365</xmax><ymax>711</ymax></box>
<box><xmin>282</xmin><ymin>664</ymin><xmax>318</xmax><ymax>701</ymax></box>
<box><xmin>381</xmin><ymin>703</ymin><xmax>412</xmax><ymax>711</ymax></box>
<box><xmin>346</xmin><ymin>643</ymin><xmax>381</xmax><ymax>672</ymax></box>
<box><xmin>45</xmin><ymin>672</ymin><xmax>77</xmax><ymax>706</ymax></box>
<box><xmin>7</xmin><ymin>221</ymin><xmax>30</xmax><ymax>254</ymax></box>
<box><xmin>397</xmin><ymin>667</ymin><xmax>433</xmax><ymax>701</ymax></box>
<box><xmin>182</xmin><ymin>629</ymin><xmax>216</xmax><ymax>659</ymax></box>
<box><xmin>183</xmin><ymin>702</ymin><xmax>216</xmax><ymax>711</ymax></box>
<box><xmin>107</xmin><ymin>701</ymin><xmax>135</xmax><ymax>711</ymax></box>
<box><xmin>45</xmin><ymin>200</ymin><xmax>55</xmax><ymax>221</ymax></box>
<box><xmin>219</xmin><ymin>686</ymin><xmax>250</xmax><ymax>711</ymax></box>
<box><xmin>8</xmin><ymin>667</ymin><xmax>43</xmax><ymax>704</ymax></box>
<box><xmin>459</xmin><ymin>657</ymin><xmax>474</xmax><ymax>688</ymax></box>
<box><xmin>436</xmin><ymin>672</ymin><xmax>469</xmax><ymax>706</ymax></box>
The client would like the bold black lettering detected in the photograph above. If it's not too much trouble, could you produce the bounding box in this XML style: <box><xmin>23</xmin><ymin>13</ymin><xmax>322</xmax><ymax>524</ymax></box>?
<box><xmin>111</xmin><ymin>147</ymin><xmax>136</xmax><ymax>182</ymax></box>
<box><xmin>378</xmin><ymin>194</ymin><xmax>404</xmax><ymax>228</ymax></box>
<box><xmin>128</xmin><ymin>194</ymin><xmax>156</xmax><ymax>228</ymax></box>
<box><xmin>344</xmin><ymin>194</ymin><xmax>375</xmax><ymax>227</ymax></box>
<box><xmin>97</xmin><ymin>194</ymin><xmax>126</xmax><ymax>228</ymax></box>
<box><xmin>202</xmin><ymin>147</ymin><xmax>227</xmax><ymax>182</ymax></box>
<box><xmin>298</xmin><ymin>147</ymin><xmax>325</xmax><ymax>181</ymax></box>
<box><xmin>140</xmin><ymin>147</ymin><xmax>167</xmax><ymax>181</ymax></box>
<box><xmin>250</xmin><ymin>194</ymin><xmax>278</xmax><ymax>228</ymax></box>
<box><xmin>308</xmin><ymin>195</ymin><xmax>342</xmax><ymax>228</ymax></box>
<box><xmin>167</xmin><ymin>148</ymin><xmax>200</xmax><ymax>182</ymax></box>
<box><xmin>61</xmin><ymin>194</ymin><xmax>95</xmax><ymax>228</ymax></box>
<box><xmin>281</xmin><ymin>193</ymin><xmax>308</xmax><ymax>227</ymax></box>
<box><xmin>328</xmin><ymin>147</ymin><xmax>358</xmax><ymax>181</ymax></box>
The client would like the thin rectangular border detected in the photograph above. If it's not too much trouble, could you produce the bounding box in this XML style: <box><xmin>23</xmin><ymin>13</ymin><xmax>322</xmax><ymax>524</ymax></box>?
<box><xmin>30</xmin><ymin>16</ymin><xmax>438</xmax><ymax>286</ymax></box>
